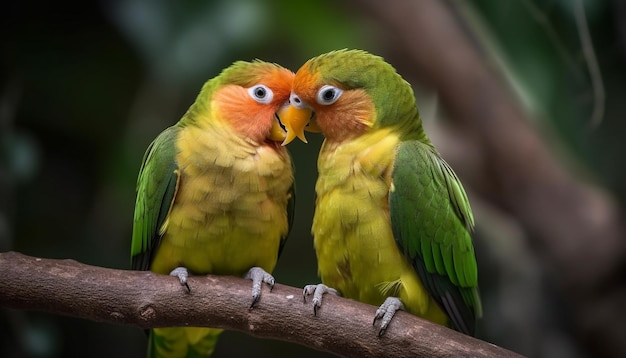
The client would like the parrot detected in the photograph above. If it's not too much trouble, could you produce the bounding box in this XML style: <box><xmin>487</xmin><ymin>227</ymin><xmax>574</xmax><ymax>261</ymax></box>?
<box><xmin>130</xmin><ymin>60</ymin><xmax>297</xmax><ymax>357</ymax></box>
<box><xmin>280</xmin><ymin>49</ymin><xmax>482</xmax><ymax>336</ymax></box>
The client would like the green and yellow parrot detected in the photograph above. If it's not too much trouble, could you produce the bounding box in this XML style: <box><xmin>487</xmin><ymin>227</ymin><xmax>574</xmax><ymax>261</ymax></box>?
<box><xmin>281</xmin><ymin>49</ymin><xmax>482</xmax><ymax>336</ymax></box>
<box><xmin>130</xmin><ymin>60</ymin><xmax>296</xmax><ymax>357</ymax></box>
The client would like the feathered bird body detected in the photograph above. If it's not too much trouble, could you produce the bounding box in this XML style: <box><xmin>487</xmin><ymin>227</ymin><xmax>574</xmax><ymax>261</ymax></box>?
<box><xmin>281</xmin><ymin>49</ymin><xmax>482</xmax><ymax>335</ymax></box>
<box><xmin>149</xmin><ymin>123</ymin><xmax>292</xmax><ymax>276</ymax></box>
<box><xmin>313</xmin><ymin>128</ymin><xmax>449</xmax><ymax>326</ymax></box>
<box><xmin>131</xmin><ymin>61</ymin><xmax>296</xmax><ymax>357</ymax></box>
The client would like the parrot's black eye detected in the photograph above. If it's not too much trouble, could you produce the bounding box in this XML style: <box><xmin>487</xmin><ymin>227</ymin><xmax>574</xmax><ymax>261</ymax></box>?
<box><xmin>316</xmin><ymin>85</ymin><xmax>343</xmax><ymax>105</ymax></box>
<box><xmin>248</xmin><ymin>84</ymin><xmax>274</xmax><ymax>104</ymax></box>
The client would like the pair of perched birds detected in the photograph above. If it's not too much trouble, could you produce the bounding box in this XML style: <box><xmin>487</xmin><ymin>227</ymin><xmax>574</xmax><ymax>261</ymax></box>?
<box><xmin>130</xmin><ymin>49</ymin><xmax>482</xmax><ymax>357</ymax></box>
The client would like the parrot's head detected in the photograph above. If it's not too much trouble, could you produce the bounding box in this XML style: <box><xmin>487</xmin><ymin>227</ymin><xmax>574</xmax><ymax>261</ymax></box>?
<box><xmin>193</xmin><ymin>60</ymin><xmax>296</xmax><ymax>145</ymax></box>
<box><xmin>280</xmin><ymin>49</ymin><xmax>420</xmax><ymax>144</ymax></box>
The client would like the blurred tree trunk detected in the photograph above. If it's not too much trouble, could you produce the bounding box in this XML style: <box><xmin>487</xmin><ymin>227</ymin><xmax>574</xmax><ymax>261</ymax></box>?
<box><xmin>346</xmin><ymin>0</ymin><xmax>626</xmax><ymax>357</ymax></box>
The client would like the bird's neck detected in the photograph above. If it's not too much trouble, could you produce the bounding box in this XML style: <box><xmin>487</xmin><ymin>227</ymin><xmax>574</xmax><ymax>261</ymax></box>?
<box><xmin>317</xmin><ymin>128</ymin><xmax>399</xmax><ymax>194</ymax></box>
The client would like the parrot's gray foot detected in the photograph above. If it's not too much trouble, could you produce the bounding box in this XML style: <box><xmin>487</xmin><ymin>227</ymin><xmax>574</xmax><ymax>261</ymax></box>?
<box><xmin>302</xmin><ymin>284</ymin><xmax>340</xmax><ymax>316</ymax></box>
<box><xmin>169</xmin><ymin>266</ymin><xmax>191</xmax><ymax>293</ymax></box>
<box><xmin>244</xmin><ymin>267</ymin><xmax>275</xmax><ymax>310</ymax></box>
<box><xmin>373</xmin><ymin>296</ymin><xmax>405</xmax><ymax>336</ymax></box>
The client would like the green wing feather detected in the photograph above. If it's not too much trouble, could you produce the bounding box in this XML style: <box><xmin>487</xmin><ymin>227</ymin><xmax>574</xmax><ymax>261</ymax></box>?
<box><xmin>130</xmin><ymin>126</ymin><xmax>181</xmax><ymax>271</ymax></box>
<box><xmin>389</xmin><ymin>140</ymin><xmax>482</xmax><ymax>335</ymax></box>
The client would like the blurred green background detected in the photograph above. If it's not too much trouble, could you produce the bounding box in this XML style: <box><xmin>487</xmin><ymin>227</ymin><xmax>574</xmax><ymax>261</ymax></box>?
<box><xmin>1</xmin><ymin>0</ymin><xmax>624</xmax><ymax>357</ymax></box>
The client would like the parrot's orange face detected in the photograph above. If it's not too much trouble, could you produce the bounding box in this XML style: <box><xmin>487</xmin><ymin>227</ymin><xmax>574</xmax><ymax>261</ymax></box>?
<box><xmin>212</xmin><ymin>65</ymin><xmax>295</xmax><ymax>145</ymax></box>
<box><xmin>279</xmin><ymin>62</ymin><xmax>375</xmax><ymax>144</ymax></box>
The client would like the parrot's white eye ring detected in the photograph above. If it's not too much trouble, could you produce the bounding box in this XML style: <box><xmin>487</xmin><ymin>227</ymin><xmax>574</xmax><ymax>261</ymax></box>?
<box><xmin>248</xmin><ymin>85</ymin><xmax>274</xmax><ymax>104</ymax></box>
<box><xmin>316</xmin><ymin>85</ymin><xmax>343</xmax><ymax>105</ymax></box>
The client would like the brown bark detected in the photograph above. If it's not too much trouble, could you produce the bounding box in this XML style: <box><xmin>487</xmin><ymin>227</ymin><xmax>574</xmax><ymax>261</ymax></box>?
<box><xmin>347</xmin><ymin>1</ymin><xmax>626</xmax><ymax>357</ymax></box>
<box><xmin>0</xmin><ymin>251</ymin><xmax>522</xmax><ymax>358</ymax></box>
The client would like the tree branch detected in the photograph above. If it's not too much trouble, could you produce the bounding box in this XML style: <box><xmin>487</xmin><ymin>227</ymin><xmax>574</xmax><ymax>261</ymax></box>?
<box><xmin>0</xmin><ymin>251</ymin><xmax>520</xmax><ymax>358</ymax></box>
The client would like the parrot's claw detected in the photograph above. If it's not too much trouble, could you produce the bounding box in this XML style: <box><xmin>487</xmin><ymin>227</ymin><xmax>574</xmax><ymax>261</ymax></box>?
<box><xmin>169</xmin><ymin>266</ymin><xmax>191</xmax><ymax>293</ymax></box>
<box><xmin>244</xmin><ymin>267</ymin><xmax>275</xmax><ymax>310</ymax></box>
<box><xmin>302</xmin><ymin>284</ymin><xmax>340</xmax><ymax>316</ymax></box>
<box><xmin>373</xmin><ymin>297</ymin><xmax>405</xmax><ymax>336</ymax></box>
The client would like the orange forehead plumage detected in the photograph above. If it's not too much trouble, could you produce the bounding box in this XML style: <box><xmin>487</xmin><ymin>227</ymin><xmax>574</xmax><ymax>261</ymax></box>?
<box><xmin>293</xmin><ymin>62</ymin><xmax>321</xmax><ymax>103</ymax></box>
<box><xmin>256</xmin><ymin>66</ymin><xmax>295</xmax><ymax>105</ymax></box>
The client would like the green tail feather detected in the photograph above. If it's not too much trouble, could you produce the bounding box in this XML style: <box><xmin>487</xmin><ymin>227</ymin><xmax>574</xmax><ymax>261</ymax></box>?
<box><xmin>148</xmin><ymin>327</ymin><xmax>223</xmax><ymax>358</ymax></box>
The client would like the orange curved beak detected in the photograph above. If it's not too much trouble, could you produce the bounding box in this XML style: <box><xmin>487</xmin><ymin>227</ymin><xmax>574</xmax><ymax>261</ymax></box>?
<box><xmin>268</xmin><ymin>114</ymin><xmax>288</xmax><ymax>142</ymax></box>
<box><xmin>277</xmin><ymin>104</ymin><xmax>313</xmax><ymax>145</ymax></box>
<box><xmin>305</xmin><ymin>117</ymin><xmax>322</xmax><ymax>133</ymax></box>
